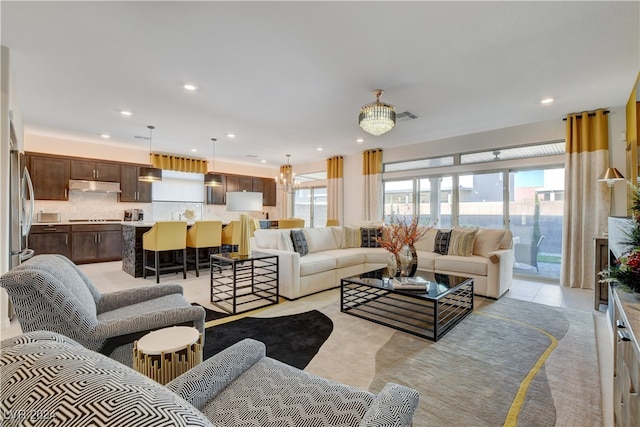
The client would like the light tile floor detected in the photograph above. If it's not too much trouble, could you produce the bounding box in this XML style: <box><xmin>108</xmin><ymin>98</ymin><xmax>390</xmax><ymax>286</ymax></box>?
<box><xmin>0</xmin><ymin>263</ymin><xmax>614</xmax><ymax>426</ymax></box>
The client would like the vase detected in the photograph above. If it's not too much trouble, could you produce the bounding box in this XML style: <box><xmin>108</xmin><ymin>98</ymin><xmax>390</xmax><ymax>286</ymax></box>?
<box><xmin>399</xmin><ymin>244</ymin><xmax>418</xmax><ymax>277</ymax></box>
<box><xmin>387</xmin><ymin>251</ymin><xmax>400</xmax><ymax>277</ymax></box>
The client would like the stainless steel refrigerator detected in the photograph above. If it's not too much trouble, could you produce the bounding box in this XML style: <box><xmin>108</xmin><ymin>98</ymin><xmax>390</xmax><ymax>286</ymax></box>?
<box><xmin>9</xmin><ymin>121</ymin><xmax>34</xmax><ymax>270</ymax></box>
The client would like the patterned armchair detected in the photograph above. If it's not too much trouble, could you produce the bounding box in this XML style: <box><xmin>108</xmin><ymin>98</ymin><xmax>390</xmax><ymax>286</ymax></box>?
<box><xmin>0</xmin><ymin>254</ymin><xmax>205</xmax><ymax>366</ymax></box>
<box><xmin>1</xmin><ymin>331</ymin><xmax>419</xmax><ymax>426</ymax></box>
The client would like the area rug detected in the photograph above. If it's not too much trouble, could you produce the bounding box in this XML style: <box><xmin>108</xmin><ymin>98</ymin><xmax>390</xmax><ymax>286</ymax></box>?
<box><xmin>365</xmin><ymin>297</ymin><xmax>602</xmax><ymax>427</ymax></box>
<box><xmin>202</xmin><ymin>309</ymin><xmax>333</xmax><ymax>370</ymax></box>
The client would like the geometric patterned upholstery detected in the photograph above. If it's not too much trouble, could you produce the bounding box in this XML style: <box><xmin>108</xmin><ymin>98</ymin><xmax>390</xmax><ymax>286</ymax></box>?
<box><xmin>1</xmin><ymin>332</ymin><xmax>419</xmax><ymax>427</ymax></box>
<box><xmin>0</xmin><ymin>254</ymin><xmax>205</xmax><ymax>367</ymax></box>
<box><xmin>0</xmin><ymin>331</ymin><xmax>215</xmax><ymax>427</ymax></box>
<box><xmin>169</xmin><ymin>339</ymin><xmax>420</xmax><ymax>427</ymax></box>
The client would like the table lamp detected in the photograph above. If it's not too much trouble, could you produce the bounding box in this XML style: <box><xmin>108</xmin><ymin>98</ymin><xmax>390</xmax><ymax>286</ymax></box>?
<box><xmin>226</xmin><ymin>191</ymin><xmax>263</xmax><ymax>255</ymax></box>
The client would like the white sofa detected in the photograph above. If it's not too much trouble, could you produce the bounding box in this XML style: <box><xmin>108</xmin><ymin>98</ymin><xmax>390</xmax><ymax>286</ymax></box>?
<box><xmin>252</xmin><ymin>226</ymin><xmax>514</xmax><ymax>300</ymax></box>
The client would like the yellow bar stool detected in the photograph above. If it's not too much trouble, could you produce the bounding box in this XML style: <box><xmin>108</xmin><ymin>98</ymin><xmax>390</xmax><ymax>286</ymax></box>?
<box><xmin>326</xmin><ymin>219</ymin><xmax>339</xmax><ymax>226</ymax></box>
<box><xmin>278</xmin><ymin>218</ymin><xmax>305</xmax><ymax>229</ymax></box>
<box><xmin>221</xmin><ymin>220</ymin><xmax>259</xmax><ymax>253</ymax></box>
<box><xmin>186</xmin><ymin>220</ymin><xmax>222</xmax><ymax>277</ymax></box>
<box><xmin>143</xmin><ymin>221</ymin><xmax>188</xmax><ymax>283</ymax></box>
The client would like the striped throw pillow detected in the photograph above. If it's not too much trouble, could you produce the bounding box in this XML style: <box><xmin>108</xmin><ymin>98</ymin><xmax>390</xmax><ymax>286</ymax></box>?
<box><xmin>448</xmin><ymin>228</ymin><xmax>479</xmax><ymax>256</ymax></box>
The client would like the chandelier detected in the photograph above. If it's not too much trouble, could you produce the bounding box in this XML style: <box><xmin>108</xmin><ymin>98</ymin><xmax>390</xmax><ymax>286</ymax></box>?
<box><xmin>359</xmin><ymin>89</ymin><xmax>396</xmax><ymax>136</ymax></box>
<box><xmin>138</xmin><ymin>125</ymin><xmax>163</xmax><ymax>182</ymax></box>
<box><xmin>275</xmin><ymin>154</ymin><xmax>296</xmax><ymax>193</ymax></box>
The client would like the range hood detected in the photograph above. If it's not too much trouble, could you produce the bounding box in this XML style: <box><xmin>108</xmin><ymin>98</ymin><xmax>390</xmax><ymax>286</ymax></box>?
<box><xmin>69</xmin><ymin>179</ymin><xmax>122</xmax><ymax>193</ymax></box>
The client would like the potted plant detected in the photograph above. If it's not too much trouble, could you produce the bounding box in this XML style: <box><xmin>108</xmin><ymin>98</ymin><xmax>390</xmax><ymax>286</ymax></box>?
<box><xmin>377</xmin><ymin>215</ymin><xmax>434</xmax><ymax>277</ymax></box>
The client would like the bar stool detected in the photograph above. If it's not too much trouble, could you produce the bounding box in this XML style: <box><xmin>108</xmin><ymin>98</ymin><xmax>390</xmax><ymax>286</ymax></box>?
<box><xmin>222</xmin><ymin>220</ymin><xmax>259</xmax><ymax>252</ymax></box>
<box><xmin>143</xmin><ymin>221</ymin><xmax>187</xmax><ymax>283</ymax></box>
<box><xmin>326</xmin><ymin>219</ymin><xmax>339</xmax><ymax>226</ymax></box>
<box><xmin>186</xmin><ymin>220</ymin><xmax>222</xmax><ymax>277</ymax></box>
<box><xmin>278</xmin><ymin>218</ymin><xmax>305</xmax><ymax>229</ymax></box>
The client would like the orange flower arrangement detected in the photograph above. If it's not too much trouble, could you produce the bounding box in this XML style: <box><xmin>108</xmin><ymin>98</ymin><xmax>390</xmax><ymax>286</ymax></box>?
<box><xmin>376</xmin><ymin>215</ymin><xmax>432</xmax><ymax>254</ymax></box>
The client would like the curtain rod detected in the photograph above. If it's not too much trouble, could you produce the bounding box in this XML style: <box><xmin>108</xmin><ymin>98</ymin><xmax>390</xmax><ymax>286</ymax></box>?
<box><xmin>562</xmin><ymin>109</ymin><xmax>610</xmax><ymax>121</ymax></box>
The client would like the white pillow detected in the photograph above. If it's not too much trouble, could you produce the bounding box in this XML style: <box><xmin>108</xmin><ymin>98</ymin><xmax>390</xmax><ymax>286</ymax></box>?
<box><xmin>253</xmin><ymin>229</ymin><xmax>283</xmax><ymax>249</ymax></box>
<box><xmin>278</xmin><ymin>231</ymin><xmax>294</xmax><ymax>252</ymax></box>
<box><xmin>302</xmin><ymin>227</ymin><xmax>340</xmax><ymax>253</ymax></box>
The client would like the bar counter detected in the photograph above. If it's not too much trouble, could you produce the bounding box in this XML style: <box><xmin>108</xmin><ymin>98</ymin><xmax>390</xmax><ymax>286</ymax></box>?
<box><xmin>122</xmin><ymin>223</ymin><xmax>156</xmax><ymax>277</ymax></box>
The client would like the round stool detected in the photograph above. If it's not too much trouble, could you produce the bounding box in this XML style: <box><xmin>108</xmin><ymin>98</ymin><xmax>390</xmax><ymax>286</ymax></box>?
<box><xmin>133</xmin><ymin>326</ymin><xmax>203</xmax><ymax>385</ymax></box>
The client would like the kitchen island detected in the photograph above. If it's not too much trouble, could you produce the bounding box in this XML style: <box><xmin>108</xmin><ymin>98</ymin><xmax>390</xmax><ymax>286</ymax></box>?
<box><xmin>121</xmin><ymin>222</ymin><xmax>156</xmax><ymax>278</ymax></box>
<box><xmin>122</xmin><ymin>222</ymin><xmax>226</xmax><ymax>278</ymax></box>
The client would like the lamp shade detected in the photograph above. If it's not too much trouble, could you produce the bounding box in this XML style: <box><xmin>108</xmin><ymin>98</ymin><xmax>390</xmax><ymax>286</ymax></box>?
<box><xmin>138</xmin><ymin>166</ymin><xmax>163</xmax><ymax>182</ymax></box>
<box><xmin>226</xmin><ymin>192</ymin><xmax>263</xmax><ymax>212</ymax></box>
<box><xmin>597</xmin><ymin>167</ymin><xmax>625</xmax><ymax>182</ymax></box>
<box><xmin>204</xmin><ymin>172</ymin><xmax>223</xmax><ymax>187</ymax></box>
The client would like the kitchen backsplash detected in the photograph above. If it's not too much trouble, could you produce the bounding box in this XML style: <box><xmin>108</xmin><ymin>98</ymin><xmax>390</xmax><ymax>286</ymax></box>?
<box><xmin>33</xmin><ymin>191</ymin><xmax>276</xmax><ymax>223</ymax></box>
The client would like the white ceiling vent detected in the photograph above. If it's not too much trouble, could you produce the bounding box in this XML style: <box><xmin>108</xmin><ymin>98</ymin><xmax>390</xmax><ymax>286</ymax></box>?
<box><xmin>396</xmin><ymin>111</ymin><xmax>418</xmax><ymax>122</ymax></box>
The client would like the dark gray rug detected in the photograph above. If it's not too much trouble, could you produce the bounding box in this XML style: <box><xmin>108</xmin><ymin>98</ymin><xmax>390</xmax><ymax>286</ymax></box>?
<box><xmin>368</xmin><ymin>298</ymin><xmax>602</xmax><ymax>427</ymax></box>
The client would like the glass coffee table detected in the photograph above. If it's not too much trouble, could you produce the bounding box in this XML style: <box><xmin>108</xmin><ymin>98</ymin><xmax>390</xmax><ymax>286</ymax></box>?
<box><xmin>341</xmin><ymin>268</ymin><xmax>473</xmax><ymax>341</ymax></box>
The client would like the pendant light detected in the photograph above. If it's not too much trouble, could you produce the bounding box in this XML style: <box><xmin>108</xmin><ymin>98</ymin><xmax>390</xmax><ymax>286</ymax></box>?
<box><xmin>204</xmin><ymin>137</ymin><xmax>223</xmax><ymax>186</ymax></box>
<box><xmin>138</xmin><ymin>125</ymin><xmax>163</xmax><ymax>182</ymax></box>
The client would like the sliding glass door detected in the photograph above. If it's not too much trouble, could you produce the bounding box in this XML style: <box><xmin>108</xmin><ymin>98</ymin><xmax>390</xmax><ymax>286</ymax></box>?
<box><xmin>509</xmin><ymin>168</ymin><xmax>564</xmax><ymax>279</ymax></box>
<box><xmin>293</xmin><ymin>187</ymin><xmax>327</xmax><ymax>228</ymax></box>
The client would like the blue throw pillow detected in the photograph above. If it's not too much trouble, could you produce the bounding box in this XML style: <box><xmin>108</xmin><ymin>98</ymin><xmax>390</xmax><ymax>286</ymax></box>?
<box><xmin>290</xmin><ymin>230</ymin><xmax>308</xmax><ymax>256</ymax></box>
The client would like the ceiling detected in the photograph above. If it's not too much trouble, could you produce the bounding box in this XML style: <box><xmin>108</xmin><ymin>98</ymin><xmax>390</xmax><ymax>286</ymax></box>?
<box><xmin>2</xmin><ymin>1</ymin><xmax>638</xmax><ymax>168</ymax></box>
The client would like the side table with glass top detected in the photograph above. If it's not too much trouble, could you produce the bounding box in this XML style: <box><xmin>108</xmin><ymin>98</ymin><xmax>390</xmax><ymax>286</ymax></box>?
<box><xmin>210</xmin><ymin>251</ymin><xmax>279</xmax><ymax>314</ymax></box>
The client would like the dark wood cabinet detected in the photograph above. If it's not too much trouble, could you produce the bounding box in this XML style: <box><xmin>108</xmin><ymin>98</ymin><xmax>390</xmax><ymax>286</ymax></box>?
<box><xmin>262</xmin><ymin>178</ymin><xmax>277</xmax><ymax>206</ymax></box>
<box><xmin>119</xmin><ymin>165</ymin><xmax>152</xmax><ymax>202</ymax></box>
<box><xmin>29</xmin><ymin>225</ymin><xmax>71</xmax><ymax>258</ymax></box>
<box><xmin>71</xmin><ymin>224</ymin><xmax>122</xmax><ymax>263</ymax></box>
<box><xmin>27</xmin><ymin>154</ymin><xmax>70</xmax><ymax>200</ymax></box>
<box><xmin>70</xmin><ymin>159</ymin><xmax>120</xmax><ymax>182</ymax></box>
<box><xmin>207</xmin><ymin>174</ymin><xmax>275</xmax><ymax>205</ymax></box>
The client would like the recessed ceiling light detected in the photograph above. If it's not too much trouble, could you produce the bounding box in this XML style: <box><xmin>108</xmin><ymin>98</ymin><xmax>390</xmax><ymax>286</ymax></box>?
<box><xmin>190</xmin><ymin>148</ymin><xmax>198</xmax><ymax>152</ymax></box>
<box><xmin>540</xmin><ymin>97</ymin><xmax>554</xmax><ymax>105</ymax></box>
<box><xmin>317</xmin><ymin>147</ymin><xmax>323</xmax><ymax>151</ymax></box>
<box><xmin>183</xmin><ymin>83</ymin><xmax>197</xmax><ymax>91</ymax></box>
<box><xmin>227</xmin><ymin>133</ymin><xmax>236</xmax><ymax>138</ymax></box>
<box><xmin>356</xmin><ymin>138</ymin><xmax>364</xmax><ymax>143</ymax></box>
<box><xmin>100</xmin><ymin>133</ymin><xmax>110</xmax><ymax>139</ymax></box>
<box><xmin>261</xmin><ymin>159</ymin><xmax>266</xmax><ymax>163</ymax></box>
<box><xmin>120</xmin><ymin>110</ymin><xmax>132</xmax><ymax>116</ymax></box>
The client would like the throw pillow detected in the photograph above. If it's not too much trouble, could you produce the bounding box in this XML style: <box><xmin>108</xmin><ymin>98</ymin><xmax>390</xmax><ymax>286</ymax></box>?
<box><xmin>473</xmin><ymin>228</ymin><xmax>505</xmax><ymax>257</ymax></box>
<box><xmin>342</xmin><ymin>226</ymin><xmax>361</xmax><ymax>248</ymax></box>
<box><xmin>360</xmin><ymin>227</ymin><xmax>382</xmax><ymax>248</ymax></box>
<box><xmin>290</xmin><ymin>230</ymin><xmax>308</xmax><ymax>256</ymax></box>
<box><xmin>278</xmin><ymin>231</ymin><xmax>294</xmax><ymax>252</ymax></box>
<box><xmin>434</xmin><ymin>230</ymin><xmax>452</xmax><ymax>255</ymax></box>
<box><xmin>448</xmin><ymin>228</ymin><xmax>479</xmax><ymax>256</ymax></box>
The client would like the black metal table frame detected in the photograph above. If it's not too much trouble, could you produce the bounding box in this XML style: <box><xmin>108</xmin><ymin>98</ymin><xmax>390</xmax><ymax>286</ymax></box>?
<box><xmin>340</xmin><ymin>270</ymin><xmax>474</xmax><ymax>341</ymax></box>
<box><xmin>210</xmin><ymin>251</ymin><xmax>279</xmax><ymax>314</ymax></box>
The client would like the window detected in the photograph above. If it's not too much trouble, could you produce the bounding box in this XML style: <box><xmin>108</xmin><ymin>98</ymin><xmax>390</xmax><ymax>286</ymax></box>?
<box><xmin>458</xmin><ymin>172</ymin><xmax>504</xmax><ymax>229</ymax></box>
<box><xmin>294</xmin><ymin>187</ymin><xmax>327</xmax><ymax>228</ymax></box>
<box><xmin>509</xmin><ymin>168</ymin><xmax>564</xmax><ymax>279</ymax></box>
<box><xmin>417</xmin><ymin>177</ymin><xmax>452</xmax><ymax>228</ymax></box>
<box><xmin>382</xmin><ymin>142</ymin><xmax>565</xmax><ymax>281</ymax></box>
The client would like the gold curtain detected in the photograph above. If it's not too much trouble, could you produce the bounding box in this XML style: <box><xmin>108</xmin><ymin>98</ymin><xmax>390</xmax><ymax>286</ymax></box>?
<box><xmin>362</xmin><ymin>148</ymin><xmax>383</xmax><ymax>175</ymax></box>
<box><xmin>151</xmin><ymin>153</ymin><xmax>208</xmax><ymax>174</ymax></box>
<box><xmin>561</xmin><ymin>109</ymin><xmax>609</xmax><ymax>289</ymax></box>
<box><xmin>362</xmin><ymin>149</ymin><xmax>383</xmax><ymax>221</ymax></box>
<box><xmin>326</xmin><ymin>156</ymin><xmax>344</xmax><ymax>225</ymax></box>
